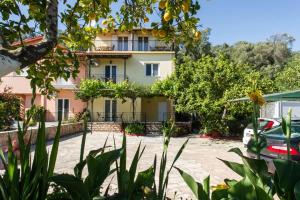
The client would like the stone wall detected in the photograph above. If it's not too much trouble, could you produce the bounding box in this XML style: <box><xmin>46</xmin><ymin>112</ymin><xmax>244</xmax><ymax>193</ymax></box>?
<box><xmin>90</xmin><ymin>122</ymin><xmax>123</xmax><ymax>132</ymax></box>
<box><xmin>91</xmin><ymin>122</ymin><xmax>192</xmax><ymax>135</ymax></box>
<box><xmin>0</xmin><ymin>122</ymin><xmax>84</xmax><ymax>147</ymax></box>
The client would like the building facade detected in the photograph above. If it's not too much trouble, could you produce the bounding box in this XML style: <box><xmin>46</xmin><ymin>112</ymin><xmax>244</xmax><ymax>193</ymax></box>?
<box><xmin>0</xmin><ymin>29</ymin><xmax>175</xmax><ymax>122</ymax></box>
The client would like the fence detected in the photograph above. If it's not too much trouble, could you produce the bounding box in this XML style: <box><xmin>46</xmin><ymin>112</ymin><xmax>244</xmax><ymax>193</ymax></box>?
<box><xmin>44</xmin><ymin>111</ymin><xmax>175</xmax><ymax>123</ymax></box>
<box><xmin>93</xmin><ymin>39</ymin><xmax>174</xmax><ymax>52</ymax></box>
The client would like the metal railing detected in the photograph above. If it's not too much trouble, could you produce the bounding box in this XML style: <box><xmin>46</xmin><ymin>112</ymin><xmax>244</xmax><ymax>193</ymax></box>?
<box><xmin>43</xmin><ymin>111</ymin><xmax>174</xmax><ymax>123</ymax></box>
<box><xmin>89</xmin><ymin>74</ymin><xmax>127</xmax><ymax>82</ymax></box>
<box><xmin>93</xmin><ymin>39</ymin><xmax>174</xmax><ymax>52</ymax></box>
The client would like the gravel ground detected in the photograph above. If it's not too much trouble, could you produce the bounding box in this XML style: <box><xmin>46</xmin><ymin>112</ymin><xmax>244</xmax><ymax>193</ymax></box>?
<box><xmin>51</xmin><ymin>132</ymin><xmax>245</xmax><ymax>199</ymax></box>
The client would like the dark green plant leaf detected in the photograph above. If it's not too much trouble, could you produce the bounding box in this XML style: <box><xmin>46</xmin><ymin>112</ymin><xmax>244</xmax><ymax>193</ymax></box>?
<box><xmin>294</xmin><ymin>180</ymin><xmax>300</xmax><ymax>200</ymax></box>
<box><xmin>175</xmin><ymin>167</ymin><xmax>209</xmax><ymax>200</ymax></box>
<box><xmin>50</xmin><ymin>174</ymin><xmax>90</xmax><ymax>200</ymax></box>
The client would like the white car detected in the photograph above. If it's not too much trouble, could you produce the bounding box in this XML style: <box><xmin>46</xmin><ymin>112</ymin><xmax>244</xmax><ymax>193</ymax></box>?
<box><xmin>243</xmin><ymin>118</ymin><xmax>280</xmax><ymax>146</ymax></box>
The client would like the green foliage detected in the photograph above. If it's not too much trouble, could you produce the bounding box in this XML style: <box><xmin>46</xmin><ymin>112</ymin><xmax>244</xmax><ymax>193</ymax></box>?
<box><xmin>160</xmin><ymin>55</ymin><xmax>275</xmax><ymax>134</ymax></box>
<box><xmin>0</xmin><ymin>87</ymin><xmax>20</xmax><ymax>130</ymax></box>
<box><xmin>175</xmin><ymin>168</ymin><xmax>210</xmax><ymax>200</ymax></box>
<box><xmin>275</xmin><ymin>53</ymin><xmax>300</xmax><ymax>91</ymax></box>
<box><xmin>0</xmin><ymin>109</ymin><xmax>61</xmax><ymax>200</ymax></box>
<box><xmin>212</xmin><ymin>34</ymin><xmax>295</xmax><ymax>78</ymax></box>
<box><xmin>125</xmin><ymin>123</ymin><xmax>145</xmax><ymax>134</ymax></box>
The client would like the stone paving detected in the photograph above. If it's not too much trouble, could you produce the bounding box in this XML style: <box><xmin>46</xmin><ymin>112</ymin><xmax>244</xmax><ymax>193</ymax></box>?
<box><xmin>51</xmin><ymin>132</ymin><xmax>245</xmax><ymax>199</ymax></box>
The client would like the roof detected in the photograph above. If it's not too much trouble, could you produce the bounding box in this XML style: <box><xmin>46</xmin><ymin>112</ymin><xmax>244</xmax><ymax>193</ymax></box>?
<box><xmin>230</xmin><ymin>90</ymin><xmax>300</xmax><ymax>102</ymax></box>
<box><xmin>12</xmin><ymin>35</ymin><xmax>66</xmax><ymax>49</ymax></box>
<box><xmin>12</xmin><ymin>35</ymin><xmax>44</xmax><ymax>46</ymax></box>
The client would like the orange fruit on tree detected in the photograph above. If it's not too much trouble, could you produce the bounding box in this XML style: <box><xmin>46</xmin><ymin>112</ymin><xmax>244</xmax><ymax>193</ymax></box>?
<box><xmin>144</xmin><ymin>17</ymin><xmax>149</xmax><ymax>23</ymax></box>
<box><xmin>159</xmin><ymin>0</ymin><xmax>166</xmax><ymax>9</ymax></box>
<box><xmin>181</xmin><ymin>1</ymin><xmax>189</xmax><ymax>13</ymax></box>
<box><xmin>158</xmin><ymin>30</ymin><xmax>167</xmax><ymax>37</ymax></box>
<box><xmin>151</xmin><ymin>29</ymin><xmax>158</xmax><ymax>37</ymax></box>
<box><xmin>88</xmin><ymin>13</ymin><xmax>96</xmax><ymax>21</ymax></box>
<box><xmin>163</xmin><ymin>11</ymin><xmax>172</xmax><ymax>22</ymax></box>
<box><xmin>141</xmin><ymin>28</ymin><xmax>148</xmax><ymax>35</ymax></box>
<box><xmin>194</xmin><ymin>31</ymin><xmax>201</xmax><ymax>40</ymax></box>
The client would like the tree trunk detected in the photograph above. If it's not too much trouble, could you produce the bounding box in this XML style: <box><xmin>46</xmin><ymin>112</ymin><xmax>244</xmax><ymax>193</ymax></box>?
<box><xmin>0</xmin><ymin>0</ymin><xmax>58</xmax><ymax>77</ymax></box>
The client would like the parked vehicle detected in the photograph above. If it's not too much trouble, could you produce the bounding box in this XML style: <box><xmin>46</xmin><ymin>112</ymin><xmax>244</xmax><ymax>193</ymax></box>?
<box><xmin>247</xmin><ymin>121</ymin><xmax>300</xmax><ymax>172</ymax></box>
<box><xmin>242</xmin><ymin>118</ymin><xmax>280</xmax><ymax>146</ymax></box>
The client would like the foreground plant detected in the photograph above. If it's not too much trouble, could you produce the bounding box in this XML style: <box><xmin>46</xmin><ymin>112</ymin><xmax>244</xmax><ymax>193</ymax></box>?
<box><xmin>0</xmin><ymin>108</ymin><xmax>61</xmax><ymax>200</ymax></box>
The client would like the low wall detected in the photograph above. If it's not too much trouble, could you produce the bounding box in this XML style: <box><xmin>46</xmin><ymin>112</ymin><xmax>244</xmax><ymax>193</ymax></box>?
<box><xmin>0</xmin><ymin>122</ymin><xmax>84</xmax><ymax>147</ymax></box>
<box><xmin>90</xmin><ymin>122</ymin><xmax>192</xmax><ymax>134</ymax></box>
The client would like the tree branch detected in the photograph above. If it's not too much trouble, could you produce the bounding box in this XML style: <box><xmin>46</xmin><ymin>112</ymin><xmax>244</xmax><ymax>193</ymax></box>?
<box><xmin>0</xmin><ymin>0</ymin><xmax>58</xmax><ymax>77</ymax></box>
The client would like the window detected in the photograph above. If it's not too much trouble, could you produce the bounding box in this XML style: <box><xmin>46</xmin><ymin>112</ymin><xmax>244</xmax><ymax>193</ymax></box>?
<box><xmin>117</xmin><ymin>37</ymin><xmax>128</xmax><ymax>51</ymax></box>
<box><xmin>57</xmin><ymin>99</ymin><xmax>69</xmax><ymax>121</ymax></box>
<box><xmin>105</xmin><ymin>65</ymin><xmax>117</xmax><ymax>82</ymax></box>
<box><xmin>105</xmin><ymin>99</ymin><xmax>117</xmax><ymax>121</ymax></box>
<box><xmin>138</xmin><ymin>37</ymin><xmax>149</xmax><ymax>51</ymax></box>
<box><xmin>145</xmin><ymin>64</ymin><xmax>159</xmax><ymax>77</ymax></box>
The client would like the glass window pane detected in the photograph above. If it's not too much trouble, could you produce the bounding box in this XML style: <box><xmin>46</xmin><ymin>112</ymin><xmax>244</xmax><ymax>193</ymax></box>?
<box><xmin>138</xmin><ymin>37</ymin><xmax>143</xmax><ymax>51</ymax></box>
<box><xmin>117</xmin><ymin>37</ymin><xmax>123</xmax><ymax>51</ymax></box>
<box><xmin>123</xmin><ymin>37</ymin><xmax>128</xmax><ymax>51</ymax></box>
<box><xmin>153</xmin><ymin>64</ymin><xmax>159</xmax><ymax>76</ymax></box>
<box><xmin>105</xmin><ymin>100</ymin><xmax>111</xmax><ymax>121</ymax></box>
<box><xmin>144</xmin><ymin>37</ymin><xmax>148</xmax><ymax>51</ymax></box>
<box><xmin>146</xmin><ymin>64</ymin><xmax>152</xmax><ymax>76</ymax></box>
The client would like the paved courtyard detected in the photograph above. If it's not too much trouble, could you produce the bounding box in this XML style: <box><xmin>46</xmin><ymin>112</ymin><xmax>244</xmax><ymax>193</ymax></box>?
<box><xmin>52</xmin><ymin>132</ymin><xmax>245</xmax><ymax>199</ymax></box>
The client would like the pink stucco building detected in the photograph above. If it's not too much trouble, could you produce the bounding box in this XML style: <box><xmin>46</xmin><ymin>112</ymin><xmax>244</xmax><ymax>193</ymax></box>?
<box><xmin>0</xmin><ymin>37</ymin><xmax>87</xmax><ymax>121</ymax></box>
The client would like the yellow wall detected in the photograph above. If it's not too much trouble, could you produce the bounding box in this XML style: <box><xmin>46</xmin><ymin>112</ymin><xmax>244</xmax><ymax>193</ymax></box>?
<box><xmin>141</xmin><ymin>97</ymin><xmax>172</xmax><ymax>121</ymax></box>
<box><xmin>90</xmin><ymin>53</ymin><xmax>174</xmax><ymax>85</ymax></box>
<box><xmin>89</xmin><ymin>97</ymin><xmax>142</xmax><ymax>120</ymax></box>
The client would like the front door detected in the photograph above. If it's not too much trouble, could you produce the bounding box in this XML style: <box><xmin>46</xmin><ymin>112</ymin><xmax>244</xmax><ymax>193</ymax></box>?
<box><xmin>105</xmin><ymin>100</ymin><xmax>117</xmax><ymax>121</ymax></box>
<box><xmin>57</xmin><ymin>99</ymin><xmax>69</xmax><ymax>121</ymax></box>
<box><xmin>158</xmin><ymin>102</ymin><xmax>168</xmax><ymax>122</ymax></box>
<box><xmin>105</xmin><ymin>65</ymin><xmax>117</xmax><ymax>82</ymax></box>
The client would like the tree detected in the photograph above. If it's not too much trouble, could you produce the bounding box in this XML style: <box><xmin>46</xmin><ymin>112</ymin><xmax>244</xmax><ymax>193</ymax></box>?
<box><xmin>76</xmin><ymin>79</ymin><xmax>107</xmax><ymax>122</ymax></box>
<box><xmin>212</xmin><ymin>34</ymin><xmax>295</xmax><ymax>79</ymax></box>
<box><xmin>112</xmin><ymin>81</ymin><xmax>151</xmax><ymax>120</ymax></box>
<box><xmin>175</xmin><ymin>28</ymin><xmax>212</xmax><ymax>62</ymax></box>
<box><xmin>159</xmin><ymin>55</ymin><xmax>276</xmax><ymax>134</ymax></box>
<box><xmin>0</xmin><ymin>87</ymin><xmax>21</xmax><ymax>130</ymax></box>
<box><xmin>0</xmin><ymin>0</ymin><xmax>201</xmax><ymax>80</ymax></box>
<box><xmin>275</xmin><ymin>53</ymin><xmax>300</xmax><ymax>91</ymax></box>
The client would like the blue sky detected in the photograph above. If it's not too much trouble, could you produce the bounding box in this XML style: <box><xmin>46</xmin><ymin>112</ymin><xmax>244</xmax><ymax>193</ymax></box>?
<box><xmin>56</xmin><ymin>0</ymin><xmax>300</xmax><ymax>51</ymax></box>
<box><xmin>198</xmin><ymin>0</ymin><xmax>300</xmax><ymax>50</ymax></box>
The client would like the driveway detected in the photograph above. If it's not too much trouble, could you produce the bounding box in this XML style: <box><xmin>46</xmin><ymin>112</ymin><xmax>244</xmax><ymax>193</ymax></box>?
<box><xmin>53</xmin><ymin>132</ymin><xmax>245</xmax><ymax>199</ymax></box>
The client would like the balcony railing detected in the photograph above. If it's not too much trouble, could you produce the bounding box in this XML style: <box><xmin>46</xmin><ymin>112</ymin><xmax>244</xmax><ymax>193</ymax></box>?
<box><xmin>89</xmin><ymin>74</ymin><xmax>127</xmax><ymax>82</ymax></box>
<box><xmin>93</xmin><ymin>39</ymin><xmax>174</xmax><ymax>52</ymax></box>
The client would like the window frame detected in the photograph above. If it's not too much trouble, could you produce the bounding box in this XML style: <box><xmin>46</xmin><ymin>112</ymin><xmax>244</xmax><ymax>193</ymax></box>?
<box><xmin>145</xmin><ymin>63</ymin><xmax>160</xmax><ymax>77</ymax></box>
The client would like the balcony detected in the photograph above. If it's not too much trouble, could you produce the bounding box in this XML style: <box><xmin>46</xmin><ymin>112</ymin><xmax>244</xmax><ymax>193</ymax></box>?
<box><xmin>89</xmin><ymin>74</ymin><xmax>127</xmax><ymax>83</ymax></box>
<box><xmin>93</xmin><ymin>39</ymin><xmax>174</xmax><ymax>52</ymax></box>
<box><xmin>53</xmin><ymin>78</ymin><xmax>76</xmax><ymax>89</ymax></box>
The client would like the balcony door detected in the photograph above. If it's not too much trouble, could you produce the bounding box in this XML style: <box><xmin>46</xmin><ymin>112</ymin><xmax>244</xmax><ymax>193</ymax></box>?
<box><xmin>117</xmin><ymin>37</ymin><xmax>128</xmax><ymax>51</ymax></box>
<box><xmin>105</xmin><ymin>65</ymin><xmax>117</xmax><ymax>82</ymax></box>
<box><xmin>138</xmin><ymin>37</ymin><xmax>149</xmax><ymax>51</ymax></box>
<box><xmin>57</xmin><ymin>99</ymin><xmax>69</xmax><ymax>121</ymax></box>
<box><xmin>105</xmin><ymin>99</ymin><xmax>117</xmax><ymax>121</ymax></box>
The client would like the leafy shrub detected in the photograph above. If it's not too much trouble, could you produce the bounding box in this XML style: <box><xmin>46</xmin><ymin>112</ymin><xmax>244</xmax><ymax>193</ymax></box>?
<box><xmin>0</xmin><ymin>87</ymin><xmax>21</xmax><ymax>130</ymax></box>
<box><xmin>162</xmin><ymin>120</ymin><xmax>190</xmax><ymax>137</ymax></box>
<box><xmin>125</xmin><ymin>123</ymin><xmax>144</xmax><ymax>134</ymax></box>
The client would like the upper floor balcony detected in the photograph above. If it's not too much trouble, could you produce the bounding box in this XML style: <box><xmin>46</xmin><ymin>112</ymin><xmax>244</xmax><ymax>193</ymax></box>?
<box><xmin>93</xmin><ymin>39</ymin><xmax>174</xmax><ymax>52</ymax></box>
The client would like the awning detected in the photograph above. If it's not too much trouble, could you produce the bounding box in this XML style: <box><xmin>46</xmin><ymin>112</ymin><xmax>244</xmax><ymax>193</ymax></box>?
<box><xmin>230</xmin><ymin>90</ymin><xmax>300</xmax><ymax>102</ymax></box>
